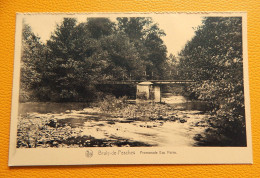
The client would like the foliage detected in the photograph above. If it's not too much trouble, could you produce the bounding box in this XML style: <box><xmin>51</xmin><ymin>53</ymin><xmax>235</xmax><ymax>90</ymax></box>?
<box><xmin>20</xmin><ymin>23</ymin><xmax>47</xmax><ymax>101</ymax></box>
<box><xmin>178</xmin><ymin>17</ymin><xmax>246</xmax><ymax>146</ymax></box>
<box><xmin>97</xmin><ymin>95</ymin><xmax>128</xmax><ymax>112</ymax></box>
<box><xmin>114</xmin><ymin>102</ymin><xmax>175</xmax><ymax>120</ymax></box>
<box><xmin>20</xmin><ymin>17</ymin><xmax>169</xmax><ymax>102</ymax></box>
<box><xmin>97</xmin><ymin>95</ymin><xmax>177</xmax><ymax>121</ymax></box>
<box><xmin>45</xmin><ymin>18</ymin><xmax>96</xmax><ymax>101</ymax></box>
<box><xmin>117</xmin><ymin>17</ymin><xmax>168</xmax><ymax>79</ymax></box>
<box><xmin>16</xmin><ymin>115</ymin><xmax>81</xmax><ymax>148</ymax></box>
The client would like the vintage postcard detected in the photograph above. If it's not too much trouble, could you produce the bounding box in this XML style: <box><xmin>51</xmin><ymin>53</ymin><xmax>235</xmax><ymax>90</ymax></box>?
<box><xmin>9</xmin><ymin>12</ymin><xmax>252</xmax><ymax>166</ymax></box>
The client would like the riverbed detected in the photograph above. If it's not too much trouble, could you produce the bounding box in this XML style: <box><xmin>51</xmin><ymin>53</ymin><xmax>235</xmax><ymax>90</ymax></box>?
<box><xmin>17</xmin><ymin>95</ymin><xmax>211</xmax><ymax>148</ymax></box>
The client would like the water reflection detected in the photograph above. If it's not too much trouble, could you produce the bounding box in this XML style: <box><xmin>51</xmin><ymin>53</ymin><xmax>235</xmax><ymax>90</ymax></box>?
<box><xmin>162</xmin><ymin>94</ymin><xmax>211</xmax><ymax>112</ymax></box>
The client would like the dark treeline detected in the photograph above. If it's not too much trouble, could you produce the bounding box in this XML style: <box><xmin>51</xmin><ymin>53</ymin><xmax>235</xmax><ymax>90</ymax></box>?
<box><xmin>20</xmin><ymin>17</ymin><xmax>177</xmax><ymax>102</ymax></box>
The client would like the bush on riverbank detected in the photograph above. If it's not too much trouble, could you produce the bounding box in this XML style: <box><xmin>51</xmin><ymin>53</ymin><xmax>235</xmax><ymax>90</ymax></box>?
<box><xmin>96</xmin><ymin>95</ymin><xmax>176</xmax><ymax>120</ymax></box>
<box><xmin>194</xmin><ymin>115</ymin><xmax>246</xmax><ymax>146</ymax></box>
<box><xmin>96</xmin><ymin>95</ymin><xmax>128</xmax><ymax>112</ymax></box>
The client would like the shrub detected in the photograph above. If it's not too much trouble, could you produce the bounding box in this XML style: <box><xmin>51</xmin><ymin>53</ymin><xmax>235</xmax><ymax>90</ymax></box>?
<box><xmin>97</xmin><ymin>95</ymin><xmax>128</xmax><ymax>112</ymax></box>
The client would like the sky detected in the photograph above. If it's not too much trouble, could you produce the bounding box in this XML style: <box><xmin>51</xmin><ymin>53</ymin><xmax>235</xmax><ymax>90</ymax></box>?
<box><xmin>23</xmin><ymin>13</ymin><xmax>203</xmax><ymax>56</ymax></box>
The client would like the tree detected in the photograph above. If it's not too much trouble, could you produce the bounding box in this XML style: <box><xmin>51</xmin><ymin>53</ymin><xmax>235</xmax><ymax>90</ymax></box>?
<box><xmin>21</xmin><ymin>17</ymin><xmax>171</xmax><ymax>102</ymax></box>
<box><xmin>98</xmin><ymin>33</ymin><xmax>146</xmax><ymax>81</ymax></box>
<box><xmin>117</xmin><ymin>17</ymin><xmax>168</xmax><ymax>80</ymax></box>
<box><xmin>44</xmin><ymin>17</ymin><xmax>147</xmax><ymax>101</ymax></box>
<box><xmin>178</xmin><ymin>17</ymin><xmax>246</xmax><ymax>146</ymax></box>
<box><xmin>117</xmin><ymin>17</ymin><xmax>151</xmax><ymax>41</ymax></box>
<box><xmin>144</xmin><ymin>28</ymin><xmax>167</xmax><ymax>79</ymax></box>
<box><xmin>20</xmin><ymin>22</ymin><xmax>47</xmax><ymax>101</ymax></box>
<box><xmin>46</xmin><ymin>18</ymin><xmax>96</xmax><ymax>101</ymax></box>
<box><xmin>164</xmin><ymin>53</ymin><xmax>179</xmax><ymax>79</ymax></box>
<box><xmin>85</xmin><ymin>18</ymin><xmax>115</xmax><ymax>39</ymax></box>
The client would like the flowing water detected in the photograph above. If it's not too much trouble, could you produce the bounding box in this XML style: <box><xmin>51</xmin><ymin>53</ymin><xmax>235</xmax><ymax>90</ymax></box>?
<box><xmin>18</xmin><ymin>94</ymin><xmax>211</xmax><ymax>147</ymax></box>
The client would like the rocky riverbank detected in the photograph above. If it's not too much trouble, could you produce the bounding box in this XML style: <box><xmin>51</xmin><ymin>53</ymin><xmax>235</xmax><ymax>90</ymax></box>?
<box><xmin>17</xmin><ymin>101</ymin><xmax>211</xmax><ymax>148</ymax></box>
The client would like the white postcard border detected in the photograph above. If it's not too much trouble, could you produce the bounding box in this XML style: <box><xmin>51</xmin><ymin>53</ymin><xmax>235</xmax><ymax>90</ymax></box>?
<box><xmin>9</xmin><ymin>12</ymin><xmax>252</xmax><ymax>166</ymax></box>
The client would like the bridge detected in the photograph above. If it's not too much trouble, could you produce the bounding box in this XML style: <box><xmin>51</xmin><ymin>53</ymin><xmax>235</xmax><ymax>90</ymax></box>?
<box><xmin>99</xmin><ymin>80</ymin><xmax>194</xmax><ymax>85</ymax></box>
<box><xmin>98</xmin><ymin>80</ymin><xmax>195</xmax><ymax>103</ymax></box>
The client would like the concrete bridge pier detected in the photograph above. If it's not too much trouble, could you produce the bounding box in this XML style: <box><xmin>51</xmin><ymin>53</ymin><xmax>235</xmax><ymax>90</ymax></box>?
<box><xmin>154</xmin><ymin>85</ymin><xmax>161</xmax><ymax>102</ymax></box>
<box><xmin>136</xmin><ymin>81</ymin><xmax>152</xmax><ymax>100</ymax></box>
<box><xmin>136</xmin><ymin>81</ymin><xmax>161</xmax><ymax>102</ymax></box>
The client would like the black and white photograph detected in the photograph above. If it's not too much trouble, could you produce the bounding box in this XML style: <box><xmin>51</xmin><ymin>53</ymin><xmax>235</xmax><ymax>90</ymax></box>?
<box><xmin>9</xmin><ymin>12</ymin><xmax>252</xmax><ymax>166</ymax></box>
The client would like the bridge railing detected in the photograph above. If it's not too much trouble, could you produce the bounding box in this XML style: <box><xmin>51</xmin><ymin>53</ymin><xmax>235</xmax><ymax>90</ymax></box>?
<box><xmin>97</xmin><ymin>80</ymin><xmax>195</xmax><ymax>85</ymax></box>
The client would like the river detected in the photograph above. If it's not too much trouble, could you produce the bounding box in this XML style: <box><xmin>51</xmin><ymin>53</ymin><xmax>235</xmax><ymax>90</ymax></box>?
<box><xmin>17</xmin><ymin>95</ymin><xmax>211</xmax><ymax>148</ymax></box>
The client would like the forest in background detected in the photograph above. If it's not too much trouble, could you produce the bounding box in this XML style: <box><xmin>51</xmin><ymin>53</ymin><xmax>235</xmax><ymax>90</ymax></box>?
<box><xmin>20</xmin><ymin>17</ymin><xmax>177</xmax><ymax>102</ymax></box>
<box><xmin>19</xmin><ymin>16</ymin><xmax>246</xmax><ymax>146</ymax></box>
